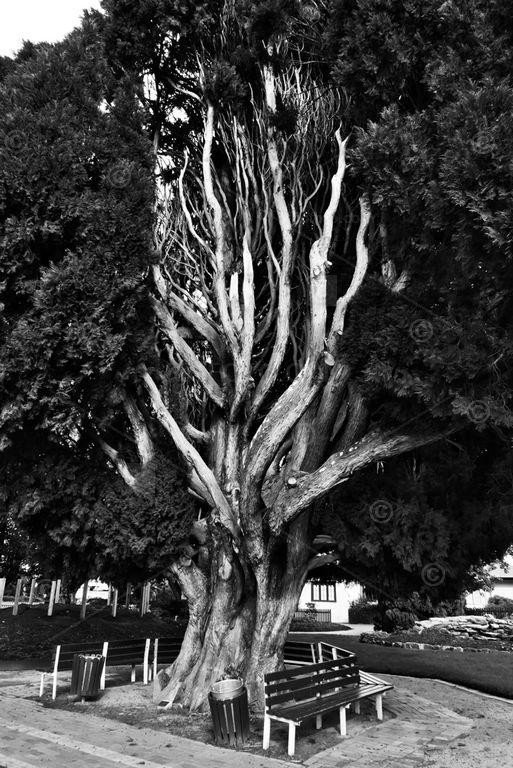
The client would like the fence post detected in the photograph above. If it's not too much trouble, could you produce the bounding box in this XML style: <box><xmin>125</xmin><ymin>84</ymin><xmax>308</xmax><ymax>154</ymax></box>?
<box><xmin>12</xmin><ymin>578</ymin><xmax>23</xmax><ymax>616</ymax></box>
<box><xmin>28</xmin><ymin>578</ymin><xmax>36</xmax><ymax>606</ymax></box>
<box><xmin>47</xmin><ymin>580</ymin><xmax>57</xmax><ymax>617</ymax></box>
<box><xmin>80</xmin><ymin>580</ymin><xmax>88</xmax><ymax>620</ymax></box>
<box><xmin>0</xmin><ymin>578</ymin><xmax>5</xmax><ymax>608</ymax></box>
<box><xmin>111</xmin><ymin>588</ymin><xmax>118</xmax><ymax>618</ymax></box>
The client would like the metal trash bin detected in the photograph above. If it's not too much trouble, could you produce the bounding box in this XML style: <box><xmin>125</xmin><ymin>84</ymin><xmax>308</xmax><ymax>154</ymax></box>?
<box><xmin>208</xmin><ymin>680</ymin><xmax>250</xmax><ymax>747</ymax></box>
<box><xmin>70</xmin><ymin>653</ymin><xmax>105</xmax><ymax>699</ymax></box>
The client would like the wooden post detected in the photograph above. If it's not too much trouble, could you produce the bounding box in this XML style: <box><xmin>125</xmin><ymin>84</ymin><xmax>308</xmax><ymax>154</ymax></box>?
<box><xmin>12</xmin><ymin>578</ymin><xmax>22</xmax><ymax>616</ymax></box>
<box><xmin>54</xmin><ymin>579</ymin><xmax>61</xmax><ymax>605</ymax></box>
<box><xmin>28</xmin><ymin>578</ymin><xmax>36</xmax><ymax>606</ymax></box>
<box><xmin>125</xmin><ymin>582</ymin><xmax>131</xmax><ymax>609</ymax></box>
<box><xmin>0</xmin><ymin>578</ymin><xmax>5</xmax><ymax>608</ymax></box>
<box><xmin>111</xmin><ymin>588</ymin><xmax>118</xmax><ymax>618</ymax></box>
<box><xmin>47</xmin><ymin>580</ymin><xmax>57</xmax><ymax>617</ymax></box>
<box><xmin>141</xmin><ymin>582</ymin><xmax>151</xmax><ymax>616</ymax></box>
<box><xmin>80</xmin><ymin>580</ymin><xmax>88</xmax><ymax>620</ymax></box>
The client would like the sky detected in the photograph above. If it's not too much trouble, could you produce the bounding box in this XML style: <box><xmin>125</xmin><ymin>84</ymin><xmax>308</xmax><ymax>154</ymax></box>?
<box><xmin>0</xmin><ymin>0</ymin><xmax>103</xmax><ymax>57</ymax></box>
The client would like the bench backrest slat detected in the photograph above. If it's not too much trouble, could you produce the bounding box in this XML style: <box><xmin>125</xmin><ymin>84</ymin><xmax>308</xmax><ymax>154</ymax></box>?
<box><xmin>55</xmin><ymin>642</ymin><xmax>106</xmax><ymax>670</ymax></box>
<box><xmin>264</xmin><ymin>658</ymin><xmax>360</xmax><ymax>710</ymax></box>
<box><xmin>266</xmin><ymin>663</ymin><xmax>359</xmax><ymax>695</ymax></box>
<box><xmin>152</xmin><ymin>637</ymin><xmax>183</xmax><ymax>666</ymax></box>
<box><xmin>283</xmin><ymin>641</ymin><xmax>316</xmax><ymax>665</ymax></box>
<box><xmin>265</xmin><ymin>656</ymin><xmax>355</xmax><ymax>681</ymax></box>
<box><xmin>317</xmin><ymin>642</ymin><xmax>355</xmax><ymax>663</ymax></box>
<box><xmin>106</xmin><ymin>638</ymin><xmax>149</xmax><ymax>665</ymax></box>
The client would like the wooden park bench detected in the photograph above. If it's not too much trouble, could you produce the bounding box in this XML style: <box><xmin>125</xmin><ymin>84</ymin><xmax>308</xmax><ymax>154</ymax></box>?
<box><xmin>39</xmin><ymin>637</ymin><xmax>151</xmax><ymax>699</ymax></box>
<box><xmin>263</xmin><ymin>654</ymin><xmax>393</xmax><ymax>756</ymax></box>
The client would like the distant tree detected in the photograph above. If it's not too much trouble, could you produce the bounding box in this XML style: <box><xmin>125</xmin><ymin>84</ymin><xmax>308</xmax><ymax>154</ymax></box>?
<box><xmin>0</xmin><ymin>16</ymin><xmax>195</xmax><ymax>590</ymax></box>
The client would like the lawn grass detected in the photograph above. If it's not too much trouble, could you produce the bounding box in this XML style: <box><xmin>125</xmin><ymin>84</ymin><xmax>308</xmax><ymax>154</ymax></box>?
<box><xmin>291</xmin><ymin>631</ymin><xmax>513</xmax><ymax>700</ymax></box>
<box><xmin>0</xmin><ymin>604</ymin><xmax>185</xmax><ymax>661</ymax></box>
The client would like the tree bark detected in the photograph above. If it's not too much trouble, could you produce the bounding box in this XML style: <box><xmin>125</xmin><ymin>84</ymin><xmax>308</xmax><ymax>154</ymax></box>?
<box><xmin>153</xmin><ymin>534</ymin><xmax>309</xmax><ymax>711</ymax></box>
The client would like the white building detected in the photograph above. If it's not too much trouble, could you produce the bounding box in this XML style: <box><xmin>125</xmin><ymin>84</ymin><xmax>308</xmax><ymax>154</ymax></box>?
<box><xmin>296</xmin><ymin>580</ymin><xmax>363</xmax><ymax>623</ymax></box>
<box><xmin>465</xmin><ymin>554</ymin><xmax>513</xmax><ymax>609</ymax></box>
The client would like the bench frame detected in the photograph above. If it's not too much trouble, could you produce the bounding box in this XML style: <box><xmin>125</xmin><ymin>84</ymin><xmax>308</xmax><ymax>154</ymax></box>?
<box><xmin>39</xmin><ymin>638</ymin><xmax>151</xmax><ymax>699</ymax></box>
<box><xmin>264</xmin><ymin>645</ymin><xmax>392</xmax><ymax>756</ymax></box>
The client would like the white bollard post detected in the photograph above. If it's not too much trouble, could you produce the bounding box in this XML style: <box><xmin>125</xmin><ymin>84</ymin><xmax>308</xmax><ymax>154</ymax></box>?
<box><xmin>111</xmin><ymin>588</ymin><xmax>118</xmax><ymax>618</ymax></box>
<box><xmin>47</xmin><ymin>580</ymin><xmax>57</xmax><ymax>617</ymax></box>
<box><xmin>54</xmin><ymin>579</ymin><xmax>61</xmax><ymax>605</ymax></box>
<box><xmin>125</xmin><ymin>582</ymin><xmax>131</xmax><ymax>610</ymax></box>
<box><xmin>80</xmin><ymin>580</ymin><xmax>89</xmax><ymax>620</ymax></box>
<box><xmin>0</xmin><ymin>578</ymin><xmax>5</xmax><ymax>608</ymax></box>
<box><xmin>12</xmin><ymin>579</ymin><xmax>22</xmax><ymax>616</ymax></box>
<box><xmin>28</xmin><ymin>579</ymin><xmax>36</xmax><ymax>606</ymax></box>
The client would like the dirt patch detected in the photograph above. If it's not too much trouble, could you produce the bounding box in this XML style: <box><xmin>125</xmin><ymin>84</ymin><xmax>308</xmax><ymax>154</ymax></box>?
<box><xmin>43</xmin><ymin>679</ymin><xmax>394</xmax><ymax>763</ymax></box>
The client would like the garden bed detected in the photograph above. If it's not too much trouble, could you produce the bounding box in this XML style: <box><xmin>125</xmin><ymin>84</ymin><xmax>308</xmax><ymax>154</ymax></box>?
<box><xmin>360</xmin><ymin>626</ymin><xmax>513</xmax><ymax>653</ymax></box>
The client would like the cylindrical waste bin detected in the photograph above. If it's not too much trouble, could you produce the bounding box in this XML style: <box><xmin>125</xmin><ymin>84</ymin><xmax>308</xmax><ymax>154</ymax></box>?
<box><xmin>208</xmin><ymin>679</ymin><xmax>249</xmax><ymax>747</ymax></box>
<box><xmin>70</xmin><ymin>653</ymin><xmax>105</xmax><ymax>699</ymax></box>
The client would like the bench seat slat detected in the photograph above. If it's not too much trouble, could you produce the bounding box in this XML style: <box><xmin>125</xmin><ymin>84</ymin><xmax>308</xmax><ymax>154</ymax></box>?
<box><xmin>270</xmin><ymin>682</ymin><xmax>392</xmax><ymax>724</ymax></box>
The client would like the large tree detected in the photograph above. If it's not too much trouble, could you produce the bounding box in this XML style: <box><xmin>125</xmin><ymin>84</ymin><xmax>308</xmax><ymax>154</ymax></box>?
<box><xmin>2</xmin><ymin>0</ymin><xmax>513</xmax><ymax>710</ymax></box>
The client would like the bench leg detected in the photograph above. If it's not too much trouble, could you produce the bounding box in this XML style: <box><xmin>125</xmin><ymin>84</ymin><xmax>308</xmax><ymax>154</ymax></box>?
<box><xmin>39</xmin><ymin>673</ymin><xmax>45</xmax><ymax>697</ymax></box>
<box><xmin>376</xmin><ymin>693</ymin><xmax>383</xmax><ymax>720</ymax></box>
<box><xmin>339</xmin><ymin>706</ymin><xmax>347</xmax><ymax>737</ymax></box>
<box><xmin>316</xmin><ymin>714</ymin><xmax>322</xmax><ymax>729</ymax></box>
<box><xmin>287</xmin><ymin>723</ymin><xmax>296</xmax><ymax>756</ymax></box>
<box><xmin>353</xmin><ymin>701</ymin><xmax>361</xmax><ymax>714</ymax></box>
<box><xmin>263</xmin><ymin>714</ymin><xmax>271</xmax><ymax>749</ymax></box>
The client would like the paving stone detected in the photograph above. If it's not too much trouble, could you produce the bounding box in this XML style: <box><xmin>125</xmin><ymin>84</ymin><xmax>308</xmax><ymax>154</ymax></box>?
<box><xmin>0</xmin><ymin>668</ymin><xmax>473</xmax><ymax>768</ymax></box>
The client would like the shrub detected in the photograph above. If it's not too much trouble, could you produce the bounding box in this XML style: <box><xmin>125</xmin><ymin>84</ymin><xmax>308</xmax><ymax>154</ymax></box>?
<box><xmin>348</xmin><ymin>597</ymin><xmax>379</xmax><ymax>624</ymax></box>
<box><xmin>485</xmin><ymin>595</ymin><xmax>513</xmax><ymax>617</ymax></box>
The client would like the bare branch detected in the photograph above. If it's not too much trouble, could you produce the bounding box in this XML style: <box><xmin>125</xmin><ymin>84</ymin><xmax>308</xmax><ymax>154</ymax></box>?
<box><xmin>97</xmin><ymin>438</ymin><xmax>137</xmax><ymax>488</ymax></box>
<box><xmin>122</xmin><ymin>394</ymin><xmax>154</xmax><ymax>467</ymax></box>
<box><xmin>203</xmin><ymin>103</ymin><xmax>239</xmax><ymax>353</ymax></box>
<box><xmin>152</xmin><ymin>297</ymin><xmax>225</xmax><ymax>409</ymax></box>
<box><xmin>270</xmin><ymin>422</ymin><xmax>464</xmax><ymax>532</ymax></box>
<box><xmin>141</xmin><ymin>366</ymin><xmax>240</xmax><ymax>543</ymax></box>
<box><xmin>328</xmin><ymin>194</ymin><xmax>371</xmax><ymax>351</ymax></box>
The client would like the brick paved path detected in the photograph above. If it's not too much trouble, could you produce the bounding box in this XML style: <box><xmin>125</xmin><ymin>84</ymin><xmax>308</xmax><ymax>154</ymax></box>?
<box><xmin>0</xmin><ymin>670</ymin><xmax>472</xmax><ymax>768</ymax></box>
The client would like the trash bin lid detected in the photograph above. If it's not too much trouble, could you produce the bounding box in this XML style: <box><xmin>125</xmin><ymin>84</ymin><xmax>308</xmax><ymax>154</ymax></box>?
<box><xmin>210</xmin><ymin>679</ymin><xmax>244</xmax><ymax>700</ymax></box>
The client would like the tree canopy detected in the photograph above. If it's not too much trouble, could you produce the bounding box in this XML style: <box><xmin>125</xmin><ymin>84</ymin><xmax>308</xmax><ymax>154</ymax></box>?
<box><xmin>1</xmin><ymin>0</ymin><xmax>513</xmax><ymax>708</ymax></box>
